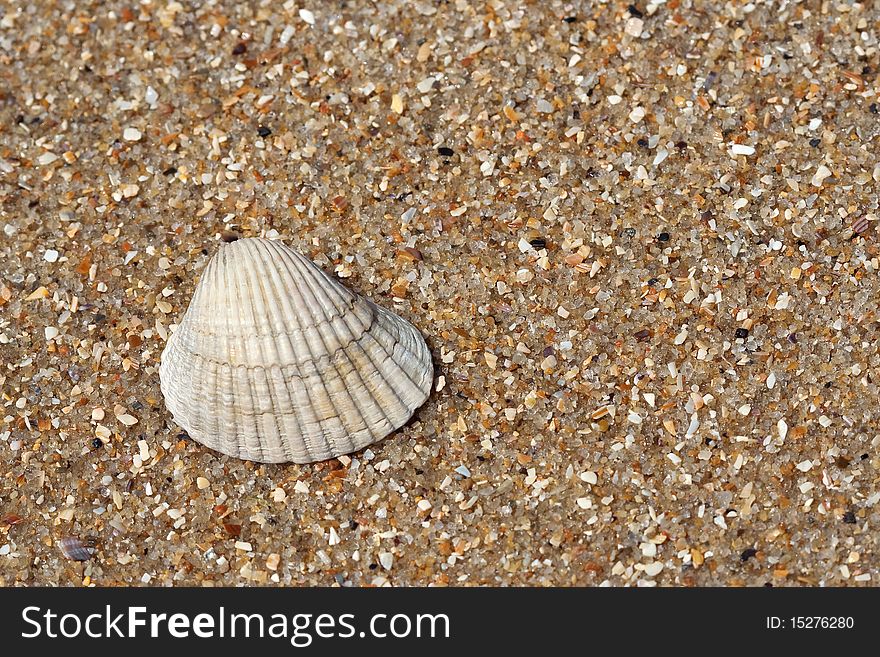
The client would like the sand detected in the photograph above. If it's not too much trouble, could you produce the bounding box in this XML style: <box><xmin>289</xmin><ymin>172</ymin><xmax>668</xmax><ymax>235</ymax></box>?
<box><xmin>1</xmin><ymin>1</ymin><xmax>879</xmax><ymax>586</ymax></box>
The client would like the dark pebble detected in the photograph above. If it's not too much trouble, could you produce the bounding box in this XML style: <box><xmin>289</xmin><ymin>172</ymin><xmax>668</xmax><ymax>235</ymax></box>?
<box><xmin>628</xmin><ymin>4</ymin><xmax>644</xmax><ymax>18</ymax></box>
<box><xmin>529</xmin><ymin>237</ymin><xmax>547</xmax><ymax>250</ymax></box>
<box><xmin>257</xmin><ymin>126</ymin><xmax>272</xmax><ymax>138</ymax></box>
<box><xmin>624</xmin><ymin>227</ymin><xmax>636</xmax><ymax>237</ymax></box>
<box><xmin>232</xmin><ymin>42</ymin><xmax>247</xmax><ymax>56</ymax></box>
<box><xmin>637</xmin><ymin>137</ymin><xmax>649</xmax><ymax>147</ymax></box>
<box><xmin>735</xmin><ymin>327</ymin><xmax>749</xmax><ymax>339</ymax></box>
<box><xmin>162</xmin><ymin>166</ymin><xmax>177</xmax><ymax>176</ymax></box>
<box><xmin>870</xmin><ymin>103</ymin><xmax>878</xmax><ymax>114</ymax></box>
<box><xmin>437</xmin><ymin>146</ymin><xmax>454</xmax><ymax>156</ymax></box>
<box><xmin>809</xmin><ymin>137</ymin><xmax>821</xmax><ymax>147</ymax></box>
<box><xmin>563</xmin><ymin>16</ymin><xmax>577</xmax><ymax>23</ymax></box>
<box><xmin>740</xmin><ymin>548</ymin><xmax>758</xmax><ymax>562</ymax></box>
<box><xmin>843</xmin><ymin>511</ymin><xmax>857</xmax><ymax>524</ymax></box>
<box><xmin>657</xmin><ymin>232</ymin><xmax>670</xmax><ymax>242</ymax></box>
<box><xmin>92</xmin><ymin>438</ymin><xmax>103</xmax><ymax>449</ymax></box>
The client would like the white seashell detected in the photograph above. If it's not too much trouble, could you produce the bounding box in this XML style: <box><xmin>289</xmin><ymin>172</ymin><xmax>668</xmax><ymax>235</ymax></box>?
<box><xmin>159</xmin><ymin>238</ymin><xmax>433</xmax><ymax>464</ymax></box>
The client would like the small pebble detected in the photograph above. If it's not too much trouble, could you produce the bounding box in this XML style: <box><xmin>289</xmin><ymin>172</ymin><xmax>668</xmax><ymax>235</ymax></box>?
<box><xmin>624</xmin><ymin>17</ymin><xmax>644</xmax><ymax>37</ymax></box>
<box><xmin>730</xmin><ymin>143</ymin><xmax>755</xmax><ymax>156</ymax></box>
<box><xmin>643</xmin><ymin>562</ymin><xmax>663</xmax><ymax>577</ymax></box>
<box><xmin>529</xmin><ymin>237</ymin><xmax>547</xmax><ymax>250</ymax></box>
<box><xmin>629</xmin><ymin>106</ymin><xmax>646</xmax><ymax>123</ymax></box>
<box><xmin>812</xmin><ymin>164</ymin><xmax>832</xmax><ymax>186</ymax></box>
<box><xmin>580</xmin><ymin>471</ymin><xmax>598</xmax><ymax>485</ymax></box>
<box><xmin>117</xmin><ymin>413</ymin><xmax>138</xmax><ymax>426</ymax></box>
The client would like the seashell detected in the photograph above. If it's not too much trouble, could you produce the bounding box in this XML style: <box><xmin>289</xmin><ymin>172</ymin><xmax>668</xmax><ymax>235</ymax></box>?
<box><xmin>58</xmin><ymin>537</ymin><xmax>95</xmax><ymax>561</ymax></box>
<box><xmin>0</xmin><ymin>513</ymin><xmax>24</xmax><ymax>527</ymax></box>
<box><xmin>852</xmin><ymin>216</ymin><xmax>870</xmax><ymax>235</ymax></box>
<box><xmin>159</xmin><ymin>238</ymin><xmax>433</xmax><ymax>464</ymax></box>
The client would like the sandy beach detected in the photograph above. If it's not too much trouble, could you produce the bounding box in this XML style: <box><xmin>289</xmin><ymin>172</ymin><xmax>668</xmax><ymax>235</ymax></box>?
<box><xmin>1</xmin><ymin>1</ymin><xmax>879</xmax><ymax>586</ymax></box>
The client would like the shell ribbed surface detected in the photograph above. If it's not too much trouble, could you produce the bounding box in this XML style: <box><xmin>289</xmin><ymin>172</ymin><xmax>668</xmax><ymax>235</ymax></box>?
<box><xmin>158</xmin><ymin>238</ymin><xmax>433</xmax><ymax>463</ymax></box>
